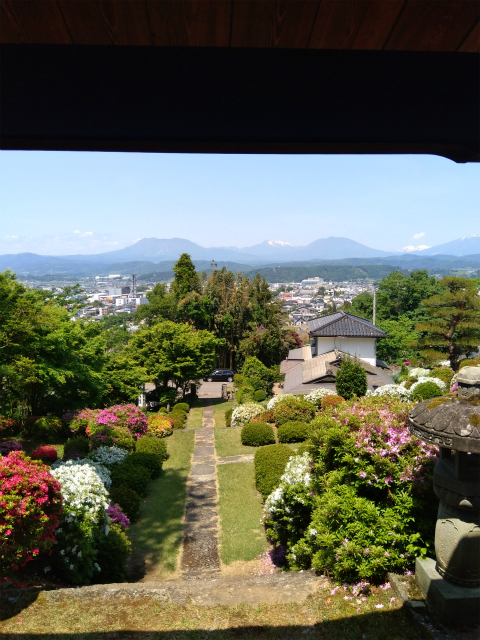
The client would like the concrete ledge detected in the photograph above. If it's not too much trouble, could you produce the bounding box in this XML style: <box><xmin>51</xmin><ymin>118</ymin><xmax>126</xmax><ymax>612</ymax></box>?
<box><xmin>415</xmin><ymin>557</ymin><xmax>480</xmax><ymax>627</ymax></box>
<box><xmin>33</xmin><ymin>570</ymin><xmax>325</xmax><ymax>607</ymax></box>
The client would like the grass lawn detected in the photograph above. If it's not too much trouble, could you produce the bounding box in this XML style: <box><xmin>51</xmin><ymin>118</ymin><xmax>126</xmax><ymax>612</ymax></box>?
<box><xmin>0</xmin><ymin>587</ymin><xmax>418</xmax><ymax>639</ymax></box>
<box><xmin>217</xmin><ymin>461</ymin><xmax>267</xmax><ymax>565</ymax></box>
<box><xmin>212</xmin><ymin>397</ymin><xmax>235</xmax><ymax>428</ymax></box>
<box><xmin>214</xmin><ymin>427</ymin><xmax>259</xmax><ymax>457</ymax></box>
<box><xmin>127</xmin><ymin>429</ymin><xmax>195</xmax><ymax>580</ymax></box>
<box><xmin>186</xmin><ymin>400</ymin><xmax>204</xmax><ymax>429</ymax></box>
<box><xmin>214</xmin><ymin>427</ymin><xmax>303</xmax><ymax>458</ymax></box>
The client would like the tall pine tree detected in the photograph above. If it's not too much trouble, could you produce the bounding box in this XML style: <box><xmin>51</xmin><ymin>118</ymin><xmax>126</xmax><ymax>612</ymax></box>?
<box><xmin>412</xmin><ymin>277</ymin><xmax>480</xmax><ymax>370</ymax></box>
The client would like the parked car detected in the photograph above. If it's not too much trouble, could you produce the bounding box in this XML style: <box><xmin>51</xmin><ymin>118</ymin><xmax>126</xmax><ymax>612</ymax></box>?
<box><xmin>203</xmin><ymin>369</ymin><xmax>235</xmax><ymax>382</ymax></box>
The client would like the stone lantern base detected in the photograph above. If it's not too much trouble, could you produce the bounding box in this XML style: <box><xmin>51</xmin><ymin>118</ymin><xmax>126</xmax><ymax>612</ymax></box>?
<box><xmin>415</xmin><ymin>557</ymin><xmax>480</xmax><ymax>627</ymax></box>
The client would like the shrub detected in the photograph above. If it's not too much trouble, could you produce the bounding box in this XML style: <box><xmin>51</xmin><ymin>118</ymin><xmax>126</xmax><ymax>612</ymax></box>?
<box><xmin>158</xmin><ymin>408</ymin><xmax>168</xmax><ymax>415</ymax></box>
<box><xmin>251</xmin><ymin>410</ymin><xmax>275</xmax><ymax>424</ymax></box>
<box><xmin>296</xmin><ymin>440</ymin><xmax>312</xmax><ymax>456</ymax></box>
<box><xmin>304</xmin><ymin>388</ymin><xmax>337</xmax><ymax>408</ymax></box>
<box><xmin>335</xmin><ymin>357</ymin><xmax>368</xmax><ymax>400</ymax></box>
<box><xmin>109</xmin><ymin>486</ymin><xmax>141</xmax><ymax>522</ymax></box>
<box><xmin>0</xmin><ymin>417</ymin><xmax>17</xmax><ymax>437</ymax></box>
<box><xmin>264</xmin><ymin>396</ymin><xmax>438</xmax><ymax>582</ymax></box>
<box><xmin>241</xmin><ymin>422</ymin><xmax>275</xmax><ymax>447</ymax></box>
<box><xmin>236</xmin><ymin>386</ymin><xmax>255</xmax><ymax>405</ymax></box>
<box><xmin>263</xmin><ymin>452</ymin><xmax>316</xmax><ymax>552</ymax></box>
<box><xmin>52</xmin><ymin>458</ymin><xmax>112</xmax><ymax>489</ymax></box>
<box><xmin>93</xmin><ymin>522</ymin><xmax>132</xmax><ymax>583</ymax></box>
<box><xmin>124</xmin><ymin>452</ymin><xmax>163</xmax><ymax>479</ymax></box>
<box><xmin>136</xmin><ymin>436</ymin><xmax>168</xmax><ymax>462</ymax></box>
<box><xmin>231</xmin><ymin>402</ymin><xmax>264</xmax><ymax>428</ymax></box>
<box><xmin>169</xmin><ymin>412</ymin><xmax>187</xmax><ymax>430</ymax></box>
<box><xmin>0</xmin><ymin>452</ymin><xmax>62</xmax><ymax>574</ymax></box>
<box><xmin>31</xmin><ymin>416</ymin><xmax>63</xmax><ymax>442</ymax></box>
<box><xmin>267</xmin><ymin>394</ymin><xmax>294</xmax><ymax>410</ymax></box>
<box><xmin>273</xmin><ymin>397</ymin><xmax>315</xmax><ymax>426</ymax></box>
<box><xmin>321</xmin><ymin>394</ymin><xmax>345</xmax><ymax>410</ymax></box>
<box><xmin>89</xmin><ymin>425</ymin><xmax>136</xmax><ymax>452</ymax></box>
<box><xmin>147</xmin><ymin>414</ymin><xmax>173</xmax><ymax>438</ymax></box>
<box><xmin>0</xmin><ymin>440</ymin><xmax>23</xmax><ymax>456</ymax></box>
<box><xmin>412</xmin><ymin>381</ymin><xmax>444</xmax><ymax>402</ymax></box>
<box><xmin>253</xmin><ymin>389</ymin><xmax>267</xmax><ymax>402</ymax></box>
<box><xmin>88</xmin><ymin>445</ymin><xmax>128</xmax><ymax>467</ymax></box>
<box><xmin>459</xmin><ymin>356</ymin><xmax>480</xmax><ymax>370</ymax></box>
<box><xmin>225</xmin><ymin>408</ymin><xmax>233</xmax><ymax>428</ymax></box>
<box><xmin>172</xmin><ymin>402</ymin><xmax>190</xmax><ymax>413</ymax></box>
<box><xmin>69</xmin><ymin>408</ymin><xmax>99</xmax><ymax>435</ymax></box>
<box><xmin>72</xmin><ymin>405</ymin><xmax>148</xmax><ymax>439</ymax></box>
<box><xmin>366</xmin><ymin>385</ymin><xmax>412</xmax><ymax>401</ymax></box>
<box><xmin>277</xmin><ymin>421</ymin><xmax>310</xmax><ymax>443</ymax></box>
<box><xmin>63</xmin><ymin>435</ymin><xmax>90</xmax><ymax>460</ymax></box>
<box><xmin>31</xmin><ymin>445</ymin><xmax>58</xmax><ymax>464</ymax></box>
<box><xmin>49</xmin><ymin>460</ymin><xmax>110</xmax><ymax>584</ymax></box>
<box><xmin>107</xmin><ymin>503</ymin><xmax>130</xmax><ymax>531</ymax></box>
<box><xmin>430</xmin><ymin>366</ymin><xmax>455</xmax><ymax>388</ymax></box>
<box><xmin>110</xmin><ymin>463</ymin><xmax>152</xmax><ymax>497</ymax></box>
<box><xmin>254</xmin><ymin>444</ymin><xmax>295</xmax><ymax>500</ymax></box>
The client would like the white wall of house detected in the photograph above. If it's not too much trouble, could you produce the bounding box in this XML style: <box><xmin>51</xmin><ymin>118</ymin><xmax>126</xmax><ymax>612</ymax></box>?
<box><xmin>315</xmin><ymin>337</ymin><xmax>376</xmax><ymax>366</ymax></box>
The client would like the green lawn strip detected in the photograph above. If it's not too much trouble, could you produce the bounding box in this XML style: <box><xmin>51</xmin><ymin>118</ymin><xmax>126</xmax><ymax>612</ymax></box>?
<box><xmin>127</xmin><ymin>429</ymin><xmax>195</xmax><ymax>579</ymax></box>
<box><xmin>186</xmin><ymin>400</ymin><xmax>204</xmax><ymax>429</ymax></box>
<box><xmin>214</xmin><ymin>426</ymin><xmax>303</xmax><ymax>458</ymax></box>
<box><xmin>211</xmin><ymin>397</ymin><xmax>232</xmax><ymax>428</ymax></box>
<box><xmin>214</xmin><ymin>427</ymin><xmax>258</xmax><ymax>457</ymax></box>
<box><xmin>217</xmin><ymin>461</ymin><xmax>268</xmax><ymax>564</ymax></box>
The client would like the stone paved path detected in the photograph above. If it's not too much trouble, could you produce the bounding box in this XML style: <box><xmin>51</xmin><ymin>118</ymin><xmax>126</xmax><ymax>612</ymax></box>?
<box><xmin>181</xmin><ymin>399</ymin><xmax>221</xmax><ymax>579</ymax></box>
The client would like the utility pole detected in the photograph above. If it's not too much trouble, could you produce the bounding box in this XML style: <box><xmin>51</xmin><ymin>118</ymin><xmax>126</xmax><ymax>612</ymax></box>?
<box><xmin>131</xmin><ymin>273</ymin><xmax>137</xmax><ymax>298</ymax></box>
<box><xmin>373</xmin><ymin>288</ymin><xmax>376</xmax><ymax>325</ymax></box>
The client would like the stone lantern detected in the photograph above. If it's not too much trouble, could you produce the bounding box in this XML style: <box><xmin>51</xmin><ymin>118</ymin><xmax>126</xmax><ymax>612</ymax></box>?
<box><xmin>408</xmin><ymin>366</ymin><xmax>480</xmax><ymax>626</ymax></box>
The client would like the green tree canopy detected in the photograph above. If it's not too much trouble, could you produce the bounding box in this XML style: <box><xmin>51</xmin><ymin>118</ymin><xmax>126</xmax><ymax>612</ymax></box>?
<box><xmin>411</xmin><ymin>277</ymin><xmax>480</xmax><ymax>370</ymax></box>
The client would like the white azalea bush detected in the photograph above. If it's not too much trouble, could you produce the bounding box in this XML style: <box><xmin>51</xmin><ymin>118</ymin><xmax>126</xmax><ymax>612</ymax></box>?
<box><xmin>366</xmin><ymin>384</ymin><xmax>412</xmax><ymax>401</ymax></box>
<box><xmin>263</xmin><ymin>453</ymin><xmax>316</xmax><ymax>568</ymax></box>
<box><xmin>267</xmin><ymin>394</ymin><xmax>294</xmax><ymax>410</ymax></box>
<box><xmin>87</xmin><ymin>445</ymin><xmax>128</xmax><ymax>468</ymax></box>
<box><xmin>231</xmin><ymin>402</ymin><xmax>264</xmax><ymax>428</ymax></box>
<box><xmin>52</xmin><ymin>457</ymin><xmax>112</xmax><ymax>489</ymax></box>
<box><xmin>408</xmin><ymin>367</ymin><xmax>431</xmax><ymax>379</ymax></box>
<box><xmin>304</xmin><ymin>388</ymin><xmax>336</xmax><ymax>408</ymax></box>
<box><xmin>50</xmin><ymin>460</ymin><xmax>110</xmax><ymax>584</ymax></box>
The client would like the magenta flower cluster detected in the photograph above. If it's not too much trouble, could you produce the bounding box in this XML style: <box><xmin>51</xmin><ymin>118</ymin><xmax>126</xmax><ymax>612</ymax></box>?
<box><xmin>71</xmin><ymin>405</ymin><xmax>147</xmax><ymax>439</ymax></box>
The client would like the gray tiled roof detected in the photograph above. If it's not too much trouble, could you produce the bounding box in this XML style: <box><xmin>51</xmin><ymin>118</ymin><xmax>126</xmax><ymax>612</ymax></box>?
<box><xmin>308</xmin><ymin>311</ymin><xmax>386</xmax><ymax>338</ymax></box>
<box><xmin>286</xmin><ymin>346</ymin><xmax>312</xmax><ymax>360</ymax></box>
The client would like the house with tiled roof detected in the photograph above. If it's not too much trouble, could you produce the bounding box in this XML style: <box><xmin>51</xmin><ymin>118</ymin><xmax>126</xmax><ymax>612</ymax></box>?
<box><xmin>280</xmin><ymin>311</ymin><xmax>392</xmax><ymax>396</ymax></box>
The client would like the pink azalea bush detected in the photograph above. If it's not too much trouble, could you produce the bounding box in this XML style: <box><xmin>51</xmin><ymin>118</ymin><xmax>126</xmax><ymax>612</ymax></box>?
<box><xmin>0</xmin><ymin>452</ymin><xmax>63</xmax><ymax>573</ymax></box>
<box><xmin>31</xmin><ymin>445</ymin><xmax>58</xmax><ymax>464</ymax></box>
<box><xmin>70</xmin><ymin>405</ymin><xmax>147</xmax><ymax>439</ymax></box>
<box><xmin>263</xmin><ymin>396</ymin><xmax>438</xmax><ymax>583</ymax></box>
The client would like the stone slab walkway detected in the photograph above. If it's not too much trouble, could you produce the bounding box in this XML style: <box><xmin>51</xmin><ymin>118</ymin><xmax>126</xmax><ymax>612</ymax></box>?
<box><xmin>181</xmin><ymin>399</ymin><xmax>220</xmax><ymax>579</ymax></box>
<box><xmin>217</xmin><ymin>454</ymin><xmax>255</xmax><ymax>464</ymax></box>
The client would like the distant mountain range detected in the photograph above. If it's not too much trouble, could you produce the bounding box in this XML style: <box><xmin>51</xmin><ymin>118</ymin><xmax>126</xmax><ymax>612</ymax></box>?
<box><xmin>1</xmin><ymin>235</ymin><xmax>479</xmax><ymax>276</ymax></box>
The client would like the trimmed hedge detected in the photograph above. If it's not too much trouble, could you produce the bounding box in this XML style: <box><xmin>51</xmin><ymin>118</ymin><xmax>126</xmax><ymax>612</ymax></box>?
<box><xmin>110</xmin><ymin>463</ymin><xmax>152</xmax><ymax>497</ymax></box>
<box><xmin>273</xmin><ymin>397</ymin><xmax>316</xmax><ymax>426</ymax></box>
<box><xmin>172</xmin><ymin>402</ymin><xmax>190</xmax><ymax>413</ymax></box>
<box><xmin>124</xmin><ymin>452</ymin><xmax>163</xmax><ymax>479</ymax></box>
<box><xmin>277</xmin><ymin>421</ymin><xmax>310</xmax><ymax>443</ymax></box>
<box><xmin>296</xmin><ymin>440</ymin><xmax>312</xmax><ymax>456</ymax></box>
<box><xmin>253</xmin><ymin>390</ymin><xmax>266</xmax><ymax>402</ymax></box>
<box><xmin>147</xmin><ymin>414</ymin><xmax>173</xmax><ymax>438</ymax></box>
<box><xmin>241</xmin><ymin>422</ymin><xmax>275</xmax><ymax>447</ymax></box>
<box><xmin>63</xmin><ymin>435</ymin><xmax>90</xmax><ymax>460</ymax></box>
<box><xmin>135</xmin><ymin>436</ymin><xmax>168</xmax><ymax>461</ymax></box>
<box><xmin>225</xmin><ymin>408</ymin><xmax>233</xmax><ymax>428</ymax></box>
<box><xmin>31</xmin><ymin>416</ymin><xmax>64</xmax><ymax>442</ymax></box>
<box><xmin>254</xmin><ymin>444</ymin><xmax>294</xmax><ymax>499</ymax></box>
<box><xmin>109</xmin><ymin>486</ymin><xmax>141</xmax><ymax>522</ymax></box>
<box><xmin>412</xmin><ymin>381</ymin><xmax>444</xmax><ymax>402</ymax></box>
<box><xmin>170</xmin><ymin>412</ymin><xmax>187</xmax><ymax>430</ymax></box>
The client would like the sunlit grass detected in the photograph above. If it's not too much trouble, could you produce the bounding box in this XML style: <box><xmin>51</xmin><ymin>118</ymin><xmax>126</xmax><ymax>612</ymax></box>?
<box><xmin>127</xmin><ymin>429</ymin><xmax>195</xmax><ymax>580</ymax></box>
<box><xmin>217</xmin><ymin>462</ymin><xmax>267</xmax><ymax>564</ymax></box>
<box><xmin>212</xmin><ymin>397</ymin><xmax>235</xmax><ymax>428</ymax></box>
<box><xmin>186</xmin><ymin>401</ymin><xmax>204</xmax><ymax>429</ymax></box>
<box><xmin>214</xmin><ymin>427</ymin><xmax>258</xmax><ymax>457</ymax></box>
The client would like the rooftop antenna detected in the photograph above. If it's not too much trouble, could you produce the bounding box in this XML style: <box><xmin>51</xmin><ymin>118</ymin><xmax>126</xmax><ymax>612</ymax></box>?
<box><xmin>131</xmin><ymin>273</ymin><xmax>137</xmax><ymax>298</ymax></box>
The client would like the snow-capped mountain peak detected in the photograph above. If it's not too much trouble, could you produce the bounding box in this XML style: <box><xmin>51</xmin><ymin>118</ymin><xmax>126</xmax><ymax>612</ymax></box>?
<box><xmin>395</xmin><ymin>245</ymin><xmax>430</xmax><ymax>253</ymax></box>
<box><xmin>461</xmin><ymin>234</ymin><xmax>480</xmax><ymax>240</ymax></box>
<box><xmin>267</xmin><ymin>240</ymin><xmax>293</xmax><ymax>247</ymax></box>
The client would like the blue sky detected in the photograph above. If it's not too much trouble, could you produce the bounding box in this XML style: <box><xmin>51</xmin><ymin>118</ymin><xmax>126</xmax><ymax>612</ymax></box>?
<box><xmin>0</xmin><ymin>151</ymin><xmax>478</xmax><ymax>255</ymax></box>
